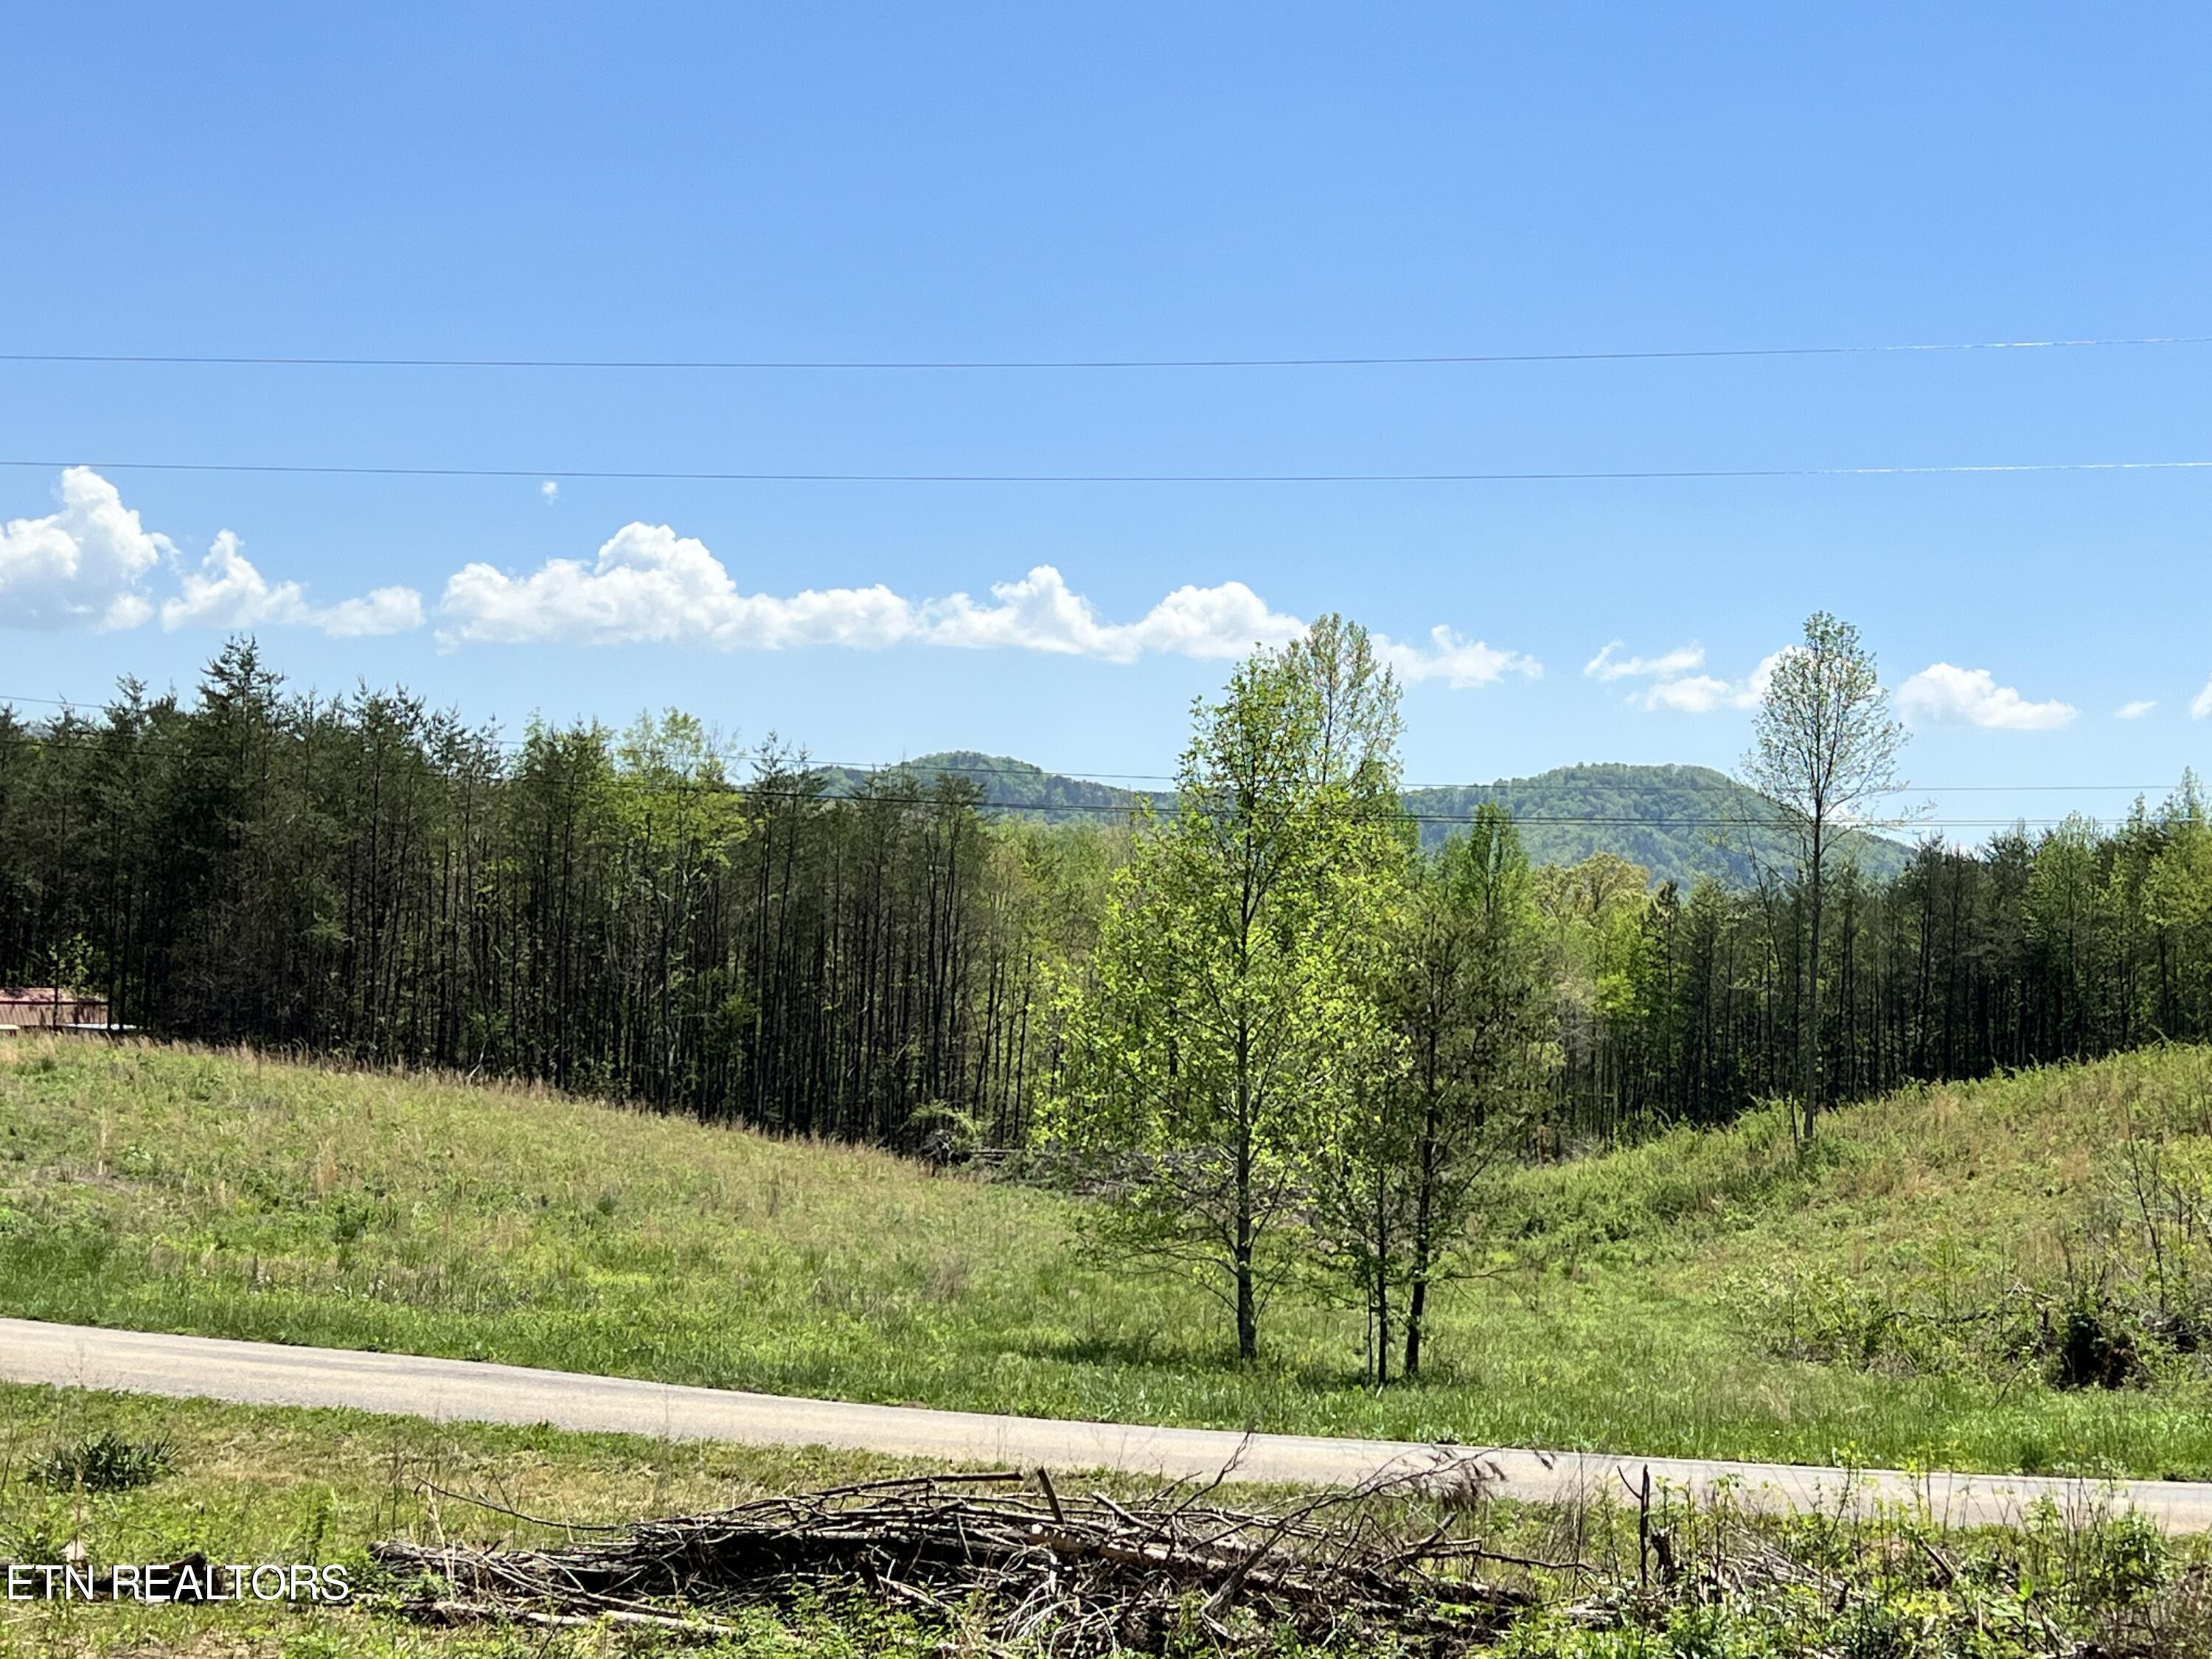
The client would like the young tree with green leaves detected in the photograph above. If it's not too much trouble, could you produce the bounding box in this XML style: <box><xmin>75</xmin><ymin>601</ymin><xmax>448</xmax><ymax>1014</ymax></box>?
<box><xmin>1399</xmin><ymin>807</ymin><xmax>1554</xmax><ymax>1377</ymax></box>
<box><xmin>1740</xmin><ymin>611</ymin><xmax>1906</xmax><ymax>1139</ymax></box>
<box><xmin>1316</xmin><ymin>804</ymin><xmax>1554</xmax><ymax>1382</ymax></box>
<box><xmin>1047</xmin><ymin>616</ymin><xmax>1404</xmax><ymax>1362</ymax></box>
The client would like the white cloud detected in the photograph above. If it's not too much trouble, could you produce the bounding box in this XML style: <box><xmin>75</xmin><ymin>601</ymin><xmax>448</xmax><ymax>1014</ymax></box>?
<box><xmin>918</xmin><ymin>566</ymin><xmax>1301</xmax><ymax>660</ymax></box>
<box><xmin>540</xmin><ymin>481</ymin><xmax>560</xmax><ymax>504</ymax></box>
<box><xmin>1</xmin><ymin>469</ymin><xmax>423</xmax><ymax>637</ymax></box>
<box><xmin>0</xmin><ymin>466</ymin><xmax>173</xmax><ymax>630</ymax></box>
<box><xmin>161</xmin><ymin>531</ymin><xmax>314</xmax><ymax>630</ymax></box>
<box><xmin>1643</xmin><ymin>673</ymin><xmax>1743</xmax><ymax>714</ymax></box>
<box><xmin>1584</xmin><ymin>636</ymin><xmax>1788</xmax><ymax>714</ymax></box>
<box><xmin>159</xmin><ymin>529</ymin><xmax>423</xmax><ymax>636</ymax></box>
<box><xmin>1607</xmin><ymin>643</ymin><xmax>1787</xmax><ymax>713</ymax></box>
<box><xmin>2116</xmin><ymin>700</ymin><xmax>2157</xmax><ymax>720</ymax></box>
<box><xmin>1382</xmin><ymin>626</ymin><xmax>1541</xmax><ymax>689</ymax></box>
<box><xmin>437</xmin><ymin>519</ymin><xmax>1536</xmax><ymax>683</ymax></box>
<box><xmin>2193</xmin><ymin>676</ymin><xmax>2212</xmax><ymax>720</ymax></box>
<box><xmin>1897</xmin><ymin>663</ymin><xmax>2076</xmax><ymax>731</ymax></box>
<box><xmin>1584</xmin><ymin>640</ymin><xmax>1706</xmax><ymax>682</ymax></box>
<box><xmin>314</xmin><ymin>587</ymin><xmax>427</xmax><ymax>636</ymax></box>
<box><xmin>439</xmin><ymin>522</ymin><xmax>911</xmax><ymax>650</ymax></box>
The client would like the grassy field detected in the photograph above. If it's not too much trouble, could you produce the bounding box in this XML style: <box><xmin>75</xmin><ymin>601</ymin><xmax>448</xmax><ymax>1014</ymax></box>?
<box><xmin>0</xmin><ymin>1380</ymin><xmax>998</xmax><ymax>1656</ymax></box>
<box><xmin>6</xmin><ymin>1037</ymin><xmax>2212</xmax><ymax>1478</ymax></box>
<box><xmin>4</xmin><ymin>1382</ymin><xmax>2207</xmax><ymax>1659</ymax></box>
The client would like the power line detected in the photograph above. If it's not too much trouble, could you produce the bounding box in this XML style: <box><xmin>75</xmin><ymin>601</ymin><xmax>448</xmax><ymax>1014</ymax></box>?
<box><xmin>0</xmin><ymin>692</ymin><xmax>2194</xmax><ymax>796</ymax></box>
<box><xmin>6</xmin><ymin>456</ymin><xmax>2212</xmax><ymax>486</ymax></box>
<box><xmin>744</xmin><ymin>794</ymin><xmax>2126</xmax><ymax>830</ymax></box>
<box><xmin>4</xmin><ymin>333</ymin><xmax>2210</xmax><ymax>372</ymax></box>
<box><xmin>2</xmin><ymin>726</ymin><xmax>2194</xmax><ymax>832</ymax></box>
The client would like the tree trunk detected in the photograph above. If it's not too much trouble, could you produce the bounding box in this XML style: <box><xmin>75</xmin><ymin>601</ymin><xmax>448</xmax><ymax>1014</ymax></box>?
<box><xmin>1234</xmin><ymin>1238</ymin><xmax>1258</xmax><ymax>1363</ymax></box>
<box><xmin>1234</xmin><ymin>1123</ymin><xmax>1258</xmax><ymax>1363</ymax></box>
<box><xmin>1803</xmin><ymin>835</ymin><xmax>1824</xmax><ymax>1141</ymax></box>
<box><xmin>1372</xmin><ymin>1169</ymin><xmax>1391</xmax><ymax>1385</ymax></box>
<box><xmin>1402</xmin><ymin>1098</ymin><xmax>1439</xmax><ymax>1380</ymax></box>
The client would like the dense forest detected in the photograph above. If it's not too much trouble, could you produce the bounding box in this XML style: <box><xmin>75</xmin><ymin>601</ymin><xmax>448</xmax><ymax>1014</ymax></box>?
<box><xmin>1</xmin><ymin>639</ymin><xmax>2208</xmax><ymax>1155</ymax></box>
<box><xmin>0</xmin><ymin>644</ymin><xmax>1092</xmax><ymax>1146</ymax></box>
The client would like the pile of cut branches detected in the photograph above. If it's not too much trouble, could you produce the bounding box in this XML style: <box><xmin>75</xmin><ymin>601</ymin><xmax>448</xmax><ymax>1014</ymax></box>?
<box><xmin>373</xmin><ymin>1467</ymin><xmax>1537</xmax><ymax>1654</ymax></box>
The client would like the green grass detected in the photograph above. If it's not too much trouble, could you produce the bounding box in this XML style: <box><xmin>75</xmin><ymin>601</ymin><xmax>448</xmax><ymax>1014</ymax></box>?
<box><xmin>7</xmin><ymin>1037</ymin><xmax>2212</xmax><ymax>1479</ymax></box>
<box><xmin>4</xmin><ymin>1383</ymin><xmax>2205</xmax><ymax>1659</ymax></box>
<box><xmin>0</xmin><ymin>1381</ymin><xmax>1009</xmax><ymax>1656</ymax></box>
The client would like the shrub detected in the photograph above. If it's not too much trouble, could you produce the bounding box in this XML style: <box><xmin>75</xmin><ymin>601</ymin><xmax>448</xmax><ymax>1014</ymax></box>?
<box><xmin>35</xmin><ymin>1430</ymin><xmax>175</xmax><ymax>1493</ymax></box>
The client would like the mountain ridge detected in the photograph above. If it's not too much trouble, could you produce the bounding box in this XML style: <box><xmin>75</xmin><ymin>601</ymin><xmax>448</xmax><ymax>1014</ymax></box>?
<box><xmin>818</xmin><ymin>753</ymin><xmax>1911</xmax><ymax>888</ymax></box>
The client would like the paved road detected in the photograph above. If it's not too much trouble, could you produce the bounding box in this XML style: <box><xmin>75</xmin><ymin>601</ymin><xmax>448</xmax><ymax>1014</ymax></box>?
<box><xmin>7</xmin><ymin>1316</ymin><xmax>2208</xmax><ymax>1529</ymax></box>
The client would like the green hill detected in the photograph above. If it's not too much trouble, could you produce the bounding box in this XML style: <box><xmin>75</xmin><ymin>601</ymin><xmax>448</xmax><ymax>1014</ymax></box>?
<box><xmin>7</xmin><ymin>1037</ymin><xmax>2212</xmax><ymax>1477</ymax></box>
<box><xmin>828</xmin><ymin>753</ymin><xmax>1909</xmax><ymax>888</ymax></box>
<box><xmin>1402</xmin><ymin>762</ymin><xmax>1912</xmax><ymax>886</ymax></box>
<box><xmin>821</xmin><ymin>750</ymin><xmax>1152</xmax><ymax>819</ymax></box>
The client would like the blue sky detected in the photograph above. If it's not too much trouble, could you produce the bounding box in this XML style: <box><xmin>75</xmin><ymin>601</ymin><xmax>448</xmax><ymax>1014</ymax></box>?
<box><xmin>4</xmin><ymin>3</ymin><xmax>2208</xmax><ymax>827</ymax></box>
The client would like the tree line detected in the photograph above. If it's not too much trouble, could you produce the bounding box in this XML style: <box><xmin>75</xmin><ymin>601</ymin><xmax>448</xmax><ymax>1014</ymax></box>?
<box><xmin>1572</xmin><ymin>797</ymin><xmax>2212</xmax><ymax>1138</ymax></box>
<box><xmin>0</xmin><ymin>641</ymin><xmax>1102</xmax><ymax>1147</ymax></box>
<box><xmin>4</xmin><ymin>630</ymin><xmax>2211</xmax><ymax>1369</ymax></box>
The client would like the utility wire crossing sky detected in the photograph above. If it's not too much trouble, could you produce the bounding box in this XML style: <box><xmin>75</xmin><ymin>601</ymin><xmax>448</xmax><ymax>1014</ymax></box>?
<box><xmin>4</xmin><ymin>3</ymin><xmax>2210</xmax><ymax>831</ymax></box>
<box><xmin>6</xmin><ymin>331</ymin><xmax>2212</xmax><ymax>371</ymax></box>
<box><xmin>7</xmin><ymin>457</ymin><xmax>2212</xmax><ymax>485</ymax></box>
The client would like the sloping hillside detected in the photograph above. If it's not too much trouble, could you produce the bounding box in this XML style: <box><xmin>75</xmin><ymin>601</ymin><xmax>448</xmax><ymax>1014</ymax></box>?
<box><xmin>1403</xmin><ymin>762</ymin><xmax>1912</xmax><ymax>883</ymax></box>
<box><xmin>5</xmin><ymin>1037</ymin><xmax>2211</xmax><ymax>1475</ymax></box>
<box><xmin>825</xmin><ymin>753</ymin><xmax>1909</xmax><ymax>886</ymax></box>
<box><xmin>821</xmin><ymin>750</ymin><xmax>1154</xmax><ymax>819</ymax></box>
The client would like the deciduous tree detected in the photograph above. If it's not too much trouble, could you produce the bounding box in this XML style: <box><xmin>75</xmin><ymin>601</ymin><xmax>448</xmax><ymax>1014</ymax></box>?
<box><xmin>1740</xmin><ymin>612</ymin><xmax>1906</xmax><ymax>1138</ymax></box>
<box><xmin>1315</xmin><ymin>805</ymin><xmax>1554</xmax><ymax>1382</ymax></box>
<box><xmin>1048</xmin><ymin>616</ymin><xmax>1404</xmax><ymax>1361</ymax></box>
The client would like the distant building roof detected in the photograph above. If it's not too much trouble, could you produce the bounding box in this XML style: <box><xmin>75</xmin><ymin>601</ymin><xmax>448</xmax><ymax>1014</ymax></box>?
<box><xmin>0</xmin><ymin>988</ymin><xmax>111</xmax><ymax>1026</ymax></box>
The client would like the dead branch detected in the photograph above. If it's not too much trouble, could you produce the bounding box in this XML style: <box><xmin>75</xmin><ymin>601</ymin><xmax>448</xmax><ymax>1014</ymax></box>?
<box><xmin>374</xmin><ymin>1470</ymin><xmax>1531</xmax><ymax>1655</ymax></box>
